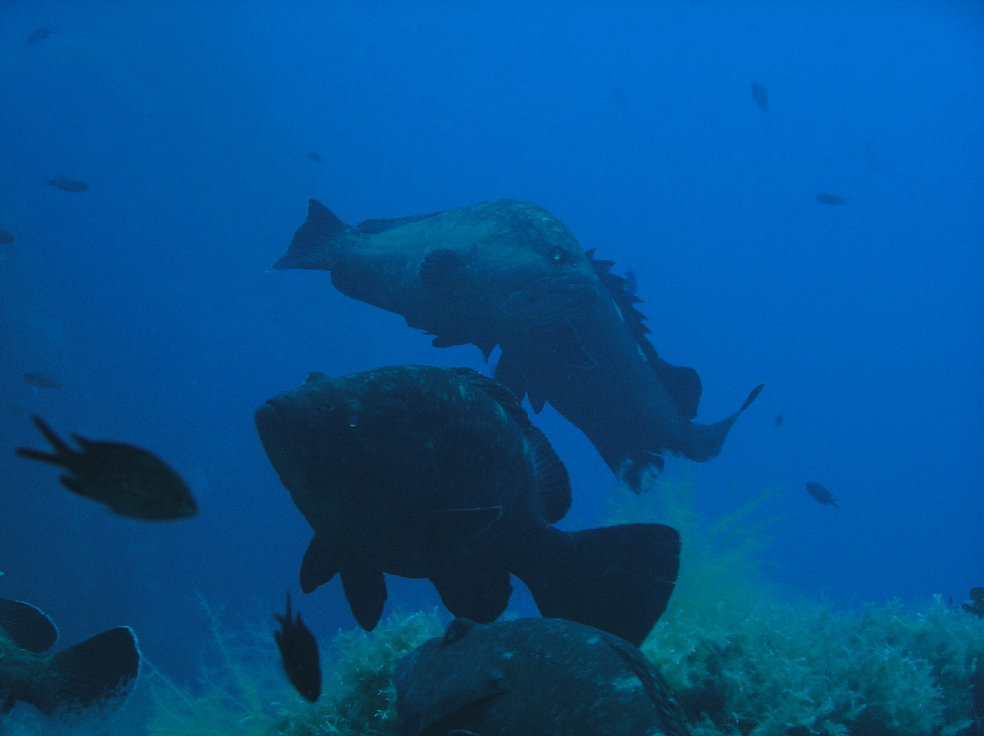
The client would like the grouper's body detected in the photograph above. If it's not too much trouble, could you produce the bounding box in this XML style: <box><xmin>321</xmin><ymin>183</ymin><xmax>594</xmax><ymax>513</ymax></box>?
<box><xmin>255</xmin><ymin>365</ymin><xmax>679</xmax><ymax>646</ymax></box>
<box><xmin>274</xmin><ymin>199</ymin><xmax>761</xmax><ymax>490</ymax></box>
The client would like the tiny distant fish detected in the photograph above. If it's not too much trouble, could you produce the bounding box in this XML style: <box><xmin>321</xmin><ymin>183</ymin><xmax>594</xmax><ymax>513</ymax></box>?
<box><xmin>0</xmin><ymin>227</ymin><xmax>14</xmax><ymax>245</ymax></box>
<box><xmin>306</xmin><ymin>152</ymin><xmax>324</xmax><ymax>164</ymax></box>
<box><xmin>16</xmin><ymin>415</ymin><xmax>197</xmax><ymax>520</ymax></box>
<box><xmin>23</xmin><ymin>371</ymin><xmax>60</xmax><ymax>390</ymax></box>
<box><xmin>7</xmin><ymin>403</ymin><xmax>30</xmax><ymax>416</ymax></box>
<box><xmin>805</xmin><ymin>481</ymin><xmax>839</xmax><ymax>507</ymax></box>
<box><xmin>274</xmin><ymin>593</ymin><xmax>321</xmax><ymax>702</ymax></box>
<box><xmin>26</xmin><ymin>26</ymin><xmax>58</xmax><ymax>45</ymax></box>
<box><xmin>816</xmin><ymin>193</ymin><xmax>847</xmax><ymax>206</ymax></box>
<box><xmin>46</xmin><ymin>177</ymin><xmax>88</xmax><ymax>193</ymax></box>
<box><xmin>750</xmin><ymin>83</ymin><xmax>769</xmax><ymax>112</ymax></box>
<box><xmin>774</xmin><ymin>411</ymin><xmax>783</xmax><ymax>427</ymax></box>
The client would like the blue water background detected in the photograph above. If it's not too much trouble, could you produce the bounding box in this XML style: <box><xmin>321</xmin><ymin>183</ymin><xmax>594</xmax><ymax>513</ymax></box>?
<box><xmin>0</xmin><ymin>1</ymin><xmax>981</xmax><ymax>683</ymax></box>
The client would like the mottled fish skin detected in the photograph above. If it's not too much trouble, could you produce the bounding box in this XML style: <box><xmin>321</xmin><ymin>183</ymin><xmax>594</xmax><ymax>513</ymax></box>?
<box><xmin>255</xmin><ymin>366</ymin><xmax>680</xmax><ymax>645</ymax></box>
<box><xmin>395</xmin><ymin>617</ymin><xmax>690</xmax><ymax>736</ymax></box>
<box><xmin>274</xmin><ymin>199</ymin><xmax>761</xmax><ymax>491</ymax></box>
<box><xmin>0</xmin><ymin>598</ymin><xmax>141</xmax><ymax>716</ymax></box>
<box><xmin>15</xmin><ymin>415</ymin><xmax>197</xmax><ymax>521</ymax></box>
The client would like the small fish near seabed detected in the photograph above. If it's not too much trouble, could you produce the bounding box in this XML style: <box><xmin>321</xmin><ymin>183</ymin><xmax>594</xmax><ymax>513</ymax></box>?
<box><xmin>816</xmin><ymin>192</ymin><xmax>848</xmax><ymax>206</ymax></box>
<box><xmin>395</xmin><ymin>617</ymin><xmax>689</xmax><ymax>736</ymax></box>
<box><xmin>806</xmin><ymin>481</ymin><xmax>839</xmax><ymax>507</ymax></box>
<box><xmin>22</xmin><ymin>371</ymin><xmax>60</xmax><ymax>390</ymax></box>
<box><xmin>274</xmin><ymin>594</ymin><xmax>321</xmax><ymax>703</ymax></box>
<box><xmin>0</xmin><ymin>598</ymin><xmax>140</xmax><ymax>717</ymax></box>
<box><xmin>255</xmin><ymin>365</ymin><xmax>681</xmax><ymax>646</ymax></box>
<box><xmin>26</xmin><ymin>26</ymin><xmax>58</xmax><ymax>45</ymax></box>
<box><xmin>46</xmin><ymin>177</ymin><xmax>88</xmax><ymax>193</ymax></box>
<box><xmin>16</xmin><ymin>415</ymin><xmax>197</xmax><ymax>521</ymax></box>
<box><xmin>750</xmin><ymin>82</ymin><xmax>769</xmax><ymax>112</ymax></box>
<box><xmin>274</xmin><ymin>198</ymin><xmax>763</xmax><ymax>491</ymax></box>
<box><xmin>0</xmin><ymin>228</ymin><xmax>14</xmax><ymax>245</ymax></box>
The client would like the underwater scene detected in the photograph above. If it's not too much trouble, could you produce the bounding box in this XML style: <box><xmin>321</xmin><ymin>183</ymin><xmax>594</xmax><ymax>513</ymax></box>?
<box><xmin>0</xmin><ymin>2</ymin><xmax>982</xmax><ymax>735</ymax></box>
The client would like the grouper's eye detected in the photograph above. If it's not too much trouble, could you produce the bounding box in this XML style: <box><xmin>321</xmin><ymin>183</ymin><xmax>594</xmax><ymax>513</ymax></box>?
<box><xmin>548</xmin><ymin>247</ymin><xmax>567</xmax><ymax>263</ymax></box>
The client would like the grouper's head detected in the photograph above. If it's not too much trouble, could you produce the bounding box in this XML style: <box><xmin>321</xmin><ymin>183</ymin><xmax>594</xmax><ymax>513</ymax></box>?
<box><xmin>470</xmin><ymin>201</ymin><xmax>600</xmax><ymax>329</ymax></box>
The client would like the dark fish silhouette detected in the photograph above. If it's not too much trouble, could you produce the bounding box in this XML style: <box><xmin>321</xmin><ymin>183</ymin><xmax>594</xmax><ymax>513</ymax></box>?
<box><xmin>0</xmin><ymin>598</ymin><xmax>140</xmax><ymax>716</ymax></box>
<box><xmin>396</xmin><ymin>617</ymin><xmax>689</xmax><ymax>736</ymax></box>
<box><xmin>805</xmin><ymin>481</ymin><xmax>838</xmax><ymax>507</ymax></box>
<box><xmin>306</xmin><ymin>152</ymin><xmax>324</xmax><ymax>163</ymax></box>
<box><xmin>815</xmin><ymin>193</ymin><xmax>847</xmax><ymax>206</ymax></box>
<box><xmin>46</xmin><ymin>177</ymin><xmax>88</xmax><ymax>193</ymax></box>
<box><xmin>23</xmin><ymin>372</ymin><xmax>60</xmax><ymax>390</ymax></box>
<box><xmin>962</xmin><ymin>587</ymin><xmax>984</xmax><ymax>618</ymax></box>
<box><xmin>0</xmin><ymin>228</ymin><xmax>14</xmax><ymax>245</ymax></box>
<box><xmin>16</xmin><ymin>415</ymin><xmax>197</xmax><ymax>520</ymax></box>
<box><xmin>274</xmin><ymin>594</ymin><xmax>321</xmax><ymax>702</ymax></box>
<box><xmin>775</xmin><ymin>411</ymin><xmax>784</xmax><ymax>427</ymax></box>
<box><xmin>274</xmin><ymin>199</ymin><xmax>762</xmax><ymax>491</ymax></box>
<box><xmin>255</xmin><ymin>365</ymin><xmax>680</xmax><ymax>646</ymax></box>
<box><xmin>26</xmin><ymin>26</ymin><xmax>58</xmax><ymax>45</ymax></box>
<box><xmin>750</xmin><ymin>83</ymin><xmax>769</xmax><ymax>112</ymax></box>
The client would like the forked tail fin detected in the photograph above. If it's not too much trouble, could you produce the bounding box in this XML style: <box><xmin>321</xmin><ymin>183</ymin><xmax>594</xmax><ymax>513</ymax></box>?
<box><xmin>683</xmin><ymin>382</ymin><xmax>764</xmax><ymax>463</ymax></box>
<box><xmin>513</xmin><ymin>523</ymin><xmax>680</xmax><ymax>646</ymax></box>
<box><xmin>272</xmin><ymin>199</ymin><xmax>355</xmax><ymax>271</ymax></box>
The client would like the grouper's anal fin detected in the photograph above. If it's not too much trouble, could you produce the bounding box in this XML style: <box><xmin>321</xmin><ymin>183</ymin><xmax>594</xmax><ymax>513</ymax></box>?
<box><xmin>340</xmin><ymin>567</ymin><xmax>387</xmax><ymax>631</ymax></box>
<box><xmin>299</xmin><ymin>534</ymin><xmax>341</xmax><ymax>594</ymax></box>
<box><xmin>273</xmin><ymin>199</ymin><xmax>353</xmax><ymax>271</ymax></box>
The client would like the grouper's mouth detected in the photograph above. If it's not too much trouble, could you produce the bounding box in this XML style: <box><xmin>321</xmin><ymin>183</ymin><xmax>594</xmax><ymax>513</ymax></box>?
<box><xmin>499</xmin><ymin>275</ymin><xmax>598</xmax><ymax>325</ymax></box>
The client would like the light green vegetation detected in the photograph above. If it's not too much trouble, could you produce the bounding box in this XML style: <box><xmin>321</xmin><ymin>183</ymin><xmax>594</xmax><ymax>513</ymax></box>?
<box><xmin>77</xmin><ymin>475</ymin><xmax>984</xmax><ymax>735</ymax></box>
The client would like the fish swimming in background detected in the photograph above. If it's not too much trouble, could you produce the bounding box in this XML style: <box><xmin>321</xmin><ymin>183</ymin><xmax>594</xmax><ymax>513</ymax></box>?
<box><xmin>750</xmin><ymin>82</ymin><xmax>769</xmax><ymax>112</ymax></box>
<box><xmin>16</xmin><ymin>415</ymin><xmax>197</xmax><ymax>521</ymax></box>
<box><xmin>0</xmin><ymin>228</ymin><xmax>14</xmax><ymax>245</ymax></box>
<box><xmin>815</xmin><ymin>193</ymin><xmax>847</xmax><ymax>205</ymax></box>
<box><xmin>274</xmin><ymin>594</ymin><xmax>321</xmax><ymax>703</ymax></box>
<box><xmin>255</xmin><ymin>365</ymin><xmax>680</xmax><ymax>646</ymax></box>
<box><xmin>395</xmin><ymin>617</ymin><xmax>689</xmax><ymax>736</ymax></box>
<box><xmin>22</xmin><ymin>372</ymin><xmax>60</xmax><ymax>390</ymax></box>
<box><xmin>274</xmin><ymin>199</ymin><xmax>762</xmax><ymax>491</ymax></box>
<box><xmin>775</xmin><ymin>411</ymin><xmax>784</xmax><ymax>427</ymax></box>
<box><xmin>0</xmin><ymin>598</ymin><xmax>141</xmax><ymax>716</ymax></box>
<box><xmin>26</xmin><ymin>26</ymin><xmax>58</xmax><ymax>45</ymax></box>
<box><xmin>806</xmin><ymin>481</ymin><xmax>839</xmax><ymax>507</ymax></box>
<box><xmin>46</xmin><ymin>177</ymin><xmax>88</xmax><ymax>193</ymax></box>
<box><xmin>306</xmin><ymin>151</ymin><xmax>324</xmax><ymax>163</ymax></box>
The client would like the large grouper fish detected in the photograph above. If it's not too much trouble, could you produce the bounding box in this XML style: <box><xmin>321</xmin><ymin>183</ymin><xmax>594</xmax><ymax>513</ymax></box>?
<box><xmin>273</xmin><ymin>199</ymin><xmax>762</xmax><ymax>490</ymax></box>
<box><xmin>254</xmin><ymin>365</ymin><xmax>680</xmax><ymax>646</ymax></box>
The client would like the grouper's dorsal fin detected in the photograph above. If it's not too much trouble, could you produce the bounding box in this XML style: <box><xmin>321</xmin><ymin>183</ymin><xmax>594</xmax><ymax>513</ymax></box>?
<box><xmin>586</xmin><ymin>249</ymin><xmax>703</xmax><ymax>421</ymax></box>
<box><xmin>355</xmin><ymin>209</ymin><xmax>448</xmax><ymax>234</ymax></box>
<box><xmin>0</xmin><ymin>599</ymin><xmax>58</xmax><ymax>653</ymax></box>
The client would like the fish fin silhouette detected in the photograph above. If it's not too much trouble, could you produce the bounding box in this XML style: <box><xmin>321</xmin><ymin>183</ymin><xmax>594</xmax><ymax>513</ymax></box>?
<box><xmin>430</xmin><ymin>566</ymin><xmax>512</xmax><ymax>624</ymax></box>
<box><xmin>299</xmin><ymin>534</ymin><xmax>341</xmax><ymax>594</ymax></box>
<box><xmin>340</xmin><ymin>567</ymin><xmax>387</xmax><ymax>631</ymax></box>
<box><xmin>0</xmin><ymin>599</ymin><xmax>58</xmax><ymax>652</ymax></box>
<box><xmin>682</xmin><ymin>383</ymin><xmax>764</xmax><ymax>463</ymax></box>
<box><xmin>273</xmin><ymin>199</ymin><xmax>355</xmax><ymax>270</ymax></box>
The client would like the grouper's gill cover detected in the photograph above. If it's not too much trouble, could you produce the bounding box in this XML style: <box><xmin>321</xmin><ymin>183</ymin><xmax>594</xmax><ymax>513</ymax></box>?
<box><xmin>255</xmin><ymin>365</ymin><xmax>680</xmax><ymax>646</ymax></box>
<box><xmin>273</xmin><ymin>199</ymin><xmax>761</xmax><ymax>491</ymax></box>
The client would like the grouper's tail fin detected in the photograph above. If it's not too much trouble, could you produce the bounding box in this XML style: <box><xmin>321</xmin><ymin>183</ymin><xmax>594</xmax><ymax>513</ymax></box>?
<box><xmin>513</xmin><ymin>523</ymin><xmax>680</xmax><ymax>646</ymax></box>
<box><xmin>272</xmin><ymin>199</ymin><xmax>355</xmax><ymax>271</ymax></box>
<box><xmin>684</xmin><ymin>382</ymin><xmax>764</xmax><ymax>463</ymax></box>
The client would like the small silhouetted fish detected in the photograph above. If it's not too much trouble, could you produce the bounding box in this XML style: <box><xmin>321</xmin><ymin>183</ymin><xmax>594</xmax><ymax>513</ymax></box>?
<box><xmin>775</xmin><ymin>411</ymin><xmax>784</xmax><ymax>427</ymax></box>
<box><xmin>806</xmin><ymin>481</ymin><xmax>838</xmax><ymax>507</ymax></box>
<box><xmin>751</xmin><ymin>83</ymin><xmax>769</xmax><ymax>112</ymax></box>
<box><xmin>46</xmin><ymin>177</ymin><xmax>88</xmax><ymax>193</ymax></box>
<box><xmin>0</xmin><ymin>598</ymin><xmax>141</xmax><ymax>715</ymax></box>
<box><xmin>16</xmin><ymin>415</ymin><xmax>197</xmax><ymax>520</ymax></box>
<box><xmin>274</xmin><ymin>593</ymin><xmax>321</xmax><ymax>702</ymax></box>
<box><xmin>306</xmin><ymin>152</ymin><xmax>324</xmax><ymax>163</ymax></box>
<box><xmin>0</xmin><ymin>228</ymin><xmax>14</xmax><ymax>245</ymax></box>
<box><xmin>816</xmin><ymin>193</ymin><xmax>847</xmax><ymax>206</ymax></box>
<box><xmin>27</xmin><ymin>26</ymin><xmax>58</xmax><ymax>45</ymax></box>
<box><xmin>23</xmin><ymin>372</ymin><xmax>60</xmax><ymax>390</ymax></box>
<box><xmin>7</xmin><ymin>403</ymin><xmax>30</xmax><ymax>416</ymax></box>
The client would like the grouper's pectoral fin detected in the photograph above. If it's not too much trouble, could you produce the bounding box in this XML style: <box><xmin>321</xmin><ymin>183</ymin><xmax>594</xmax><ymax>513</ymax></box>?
<box><xmin>430</xmin><ymin>565</ymin><xmax>512</xmax><ymax>624</ymax></box>
<box><xmin>540</xmin><ymin>318</ymin><xmax>597</xmax><ymax>370</ymax></box>
<box><xmin>340</xmin><ymin>567</ymin><xmax>387</xmax><ymax>631</ymax></box>
<box><xmin>299</xmin><ymin>534</ymin><xmax>341</xmax><ymax>594</ymax></box>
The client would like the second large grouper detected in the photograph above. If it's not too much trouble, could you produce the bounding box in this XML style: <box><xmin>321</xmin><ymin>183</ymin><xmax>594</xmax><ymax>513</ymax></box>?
<box><xmin>273</xmin><ymin>199</ymin><xmax>762</xmax><ymax>491</ymax></box>
<box><xmin>255</xmin><ymin>365</ymin><xmax>680</xmax><ymax>646</ymax></box>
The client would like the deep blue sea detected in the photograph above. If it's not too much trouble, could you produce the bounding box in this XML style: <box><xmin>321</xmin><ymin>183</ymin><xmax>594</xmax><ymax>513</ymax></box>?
<box><xmin>1</xmin><ymin>1</ymin><xmax>981</xmax><ymax>687</ymax></box>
